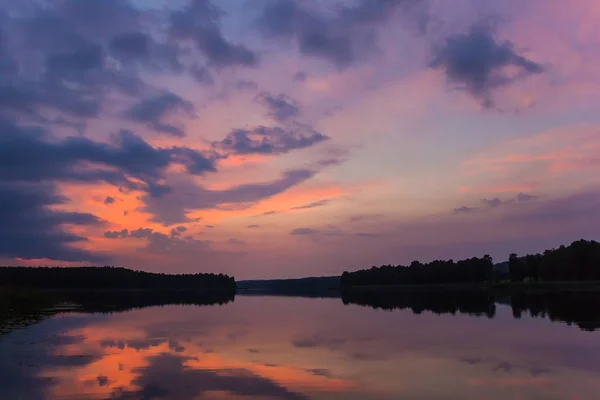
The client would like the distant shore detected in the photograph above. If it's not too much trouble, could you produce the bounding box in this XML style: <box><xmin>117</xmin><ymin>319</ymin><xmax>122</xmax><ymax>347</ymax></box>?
<box><xmin>341</xmin><ymin>281</ymin><xmax>600</xmax><ymax>292</ymax></box>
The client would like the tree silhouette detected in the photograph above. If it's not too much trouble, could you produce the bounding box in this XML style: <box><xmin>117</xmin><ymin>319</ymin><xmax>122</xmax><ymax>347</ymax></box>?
<box><xmin>0</xmin><ymin>266</ymin><xmax>236</xmax><ymax>290</ymax></box>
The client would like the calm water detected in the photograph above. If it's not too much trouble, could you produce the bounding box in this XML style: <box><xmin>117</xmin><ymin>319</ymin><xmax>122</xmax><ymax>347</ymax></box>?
<box><xmin>1</xmin><ymin>293</ymin><xmax>600</xmax><ymax>400</ymax></box>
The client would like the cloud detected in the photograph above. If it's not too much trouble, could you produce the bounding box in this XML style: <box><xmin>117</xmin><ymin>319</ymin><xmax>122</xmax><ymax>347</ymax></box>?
<box><xmin>129</xmin><ymin>227</ymin><xmax>153</xmax><ymax>239</ymax></box>
<box><xmin>256</xmin><ymin>92</ymin><xmax>301</xmax><ymax>122</ymax></box>
<box><xmin>169</xmin><ymin>1</ymin><xmax>258</xmax><ymax>68</ymax></box>
<box><xmin>227</xmin><ymin>238</ymin><xmax>248</xmax><ymax>245</ymax></box>
<box><xmin>236</xmin><ymin>80</ymin><xmax>258</xmax><ymax>91</ymax></box>
<box><xmin>109</xmin><ymin>32</ymin><xmax>151</xmax><ymax>60</ymax></box>
<box><xmin>141</xmin><ymin>169</ymin><xmax>317</xmax><ymax>225</ymax></box>
<box><xmin>247</xmin><ymin>225</ymin><xmax>260</xmax><ymax>228</ymax></box>
<box><xmin>0</xmin><ymin>0</ymin><xmax>228</xmax><ymax>128</ymax></box>
<box><xmin>290</xmin><ymin>199</ymin><xmax>331</xmax><ymax>210</ymax></box>
<box><xmin>293</xmin><ymin>71</ymin><xmax>307</xmax><ymax>81</ymax></box>
<box><xmin>430</xmin><ymin>24</ymin><xmax>545</xmax><ymax>107</ymax></box>
<box><xmin>304</xmin><ymin>369</ymin><xmax>332</xmax><ymax>378</ymax></box>
<box><xmin>0</xmin><ymin>181</ymin><xmax>107</xmax><ymax>262</ymax></box>
<box><xmin>104</xmin><ymin>229</ymin><xmax>129</xmax><ymax>239</ymax></box>
<box><xmin>516</xmin><ymin>193</ymin><xmax>537</xmax><ymax>202</ymax></box>
<box><xmin>291</xmin><ymin>228</ymin><xmax>320</xmax><ymax>236</ymax></box>
<box><xmin>353</xmin><ymin>232</ymin><xmax>387</xmax><ymax>238</ymax></box>
<box><xmin>0</xmin><ymin>119</ymin><xmax>215</xmax><ymax>191</ymax></box>
<box><xmin>112</xmin><ymin>354</ymin><xmax>309</xmax><ymax>400</ymax></box>
<box><xmin>256</xmin><ymin>0</ymin><xmax>417</xmax><ymax>68</ymax></box>
<box><xmin>103</xmin><ymin>226</ymin><xmax>210</xmax><ymax>253</ymax></box>
<box><xmin>255</xmin><ymin>211</ymin><xmax>278</xmax><ymax>217</ymax></box>
<box><xmin>456</xmin><ymin>193</ymin><xmax>539</xmax><ymax>214</ymax></box>
<box><xmin>104</xmin><ymin>196</ymin><xmax>116</xmax><ymax>205</ymax></box>
<box><xmin>124</xmin><ymin>92</ymin><xmax>194</xmax><ymax>137</ymax></box>
<box><xmin>481</xmin><ymin>197</ymin><xmax>503</xmax><ymax>208</ymax></box>
<box><xmin>170</xmin><ymin>226</ymin><xmax>187</xmax><ymax>237</ymax></box>
<box><xmin>190</xmin><ymin>65</ymin><xmax>214</xmax><ymax>85</ymax></box>
<box><xmin>214</xmin><ymin>125</ymin><xmax>328</xmax><ymax>155</ymax></box>
<box><xmin>291</xmin><ymin>226</ymin><xmax>384</xmax><ymax>237</ymax></box>
<box><xmin>348</xmin><ymin>214</ymin><xmax>383</xmax><ymax>223</ymax></box>
<box><xmin>109</xmin><ymin>31</ymin><xmax>183</xmax><ymax>72</ymax></box>
<box><xmin>0</xmin><ymin>1</ymin><xmax>151</xmax><ymax>121</ymax></box>
<box><xmin>453</xmin><ymin>206</ymin><xmax>478</xmax><ymax>214</ymax></box>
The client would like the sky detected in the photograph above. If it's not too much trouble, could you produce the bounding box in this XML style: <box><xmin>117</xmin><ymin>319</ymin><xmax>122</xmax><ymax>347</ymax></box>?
<box><xmin>1</xmin><ymin>0</ymin><xmax>599</xmax><ymax>279</ymax></box>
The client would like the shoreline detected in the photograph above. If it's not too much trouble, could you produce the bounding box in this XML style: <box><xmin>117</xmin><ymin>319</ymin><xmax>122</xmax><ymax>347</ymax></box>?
<box><xmin>340</xmin><ymin>281</ymin><xmax>600</xmax><ymax>292</ymax></box>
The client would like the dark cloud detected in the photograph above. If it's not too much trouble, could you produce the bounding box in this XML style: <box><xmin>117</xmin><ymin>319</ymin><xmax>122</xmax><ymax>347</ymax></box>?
<box><xmin>291</xmin><ymin>226</ymin><xmax>383</xmax><ymax>238</ymax></box>
<box><xmin>0</xmin><ymin>181</ymin><xmax>107</xmax><ymax>262</ymax></box>
<box><xmin>430</xmin><ymin>24</ymin><xmax>545</xmax><ymax>107</ymax></box>
<box><xmin>0</xmin><ymin>1</ymin><xmax>153</xmax><ymax>121</ymax></box>
<box><xmin>190</xmin><ymin>65</ymin><xmax>214</xmax><ymax>85</ymax></box>
<box><xmin>481</xmin><ymin>197</ymin><xmax>503</xmax><ymax>208</ymax></box>
<box><xmin>304</xmin><ymin>368</ymin><xmax>332</xmax><ymax>378</ymax></box>
<box><xmin>110</xmin><ymin>32</ymin><xmax>151</xmax><ymax>59</ymax></box>
<box><xmin>256</xmin><ymin>0</ymin><xmax>416</xmax><ymax>68</ymax></box>
<box><xmin>104</xmin><ymin>226</ymin><xmax>210</xmax><ymax>253</ymax></box>
<box><xmin>0</xmin><ymin>119</ymin><xmax>215</xmax><ymax>190</ymax></box>
<box><xmin>0</xmin><ymin>0</ymin><xmax>209</xmax><ymax>128</ymax></box>
<box><xmin>247</xmin><ymin>225</ymin><xmax>260</xmax><ymax>228</ymax></box>
<box><xmin>530</xmin><ymin>366</ymin><xmax>553</xmax><ymax>377</ymax></box>
<box><xmin>228</xmin><ymin>238</ymin><xmax>248</xmax><ymax>245</ymax></box>
<box><xmin>291</xmin><ymin>228</ymin><xmax>320</xmax><ymax>236</ymax></box>
<box><xmin>214</xmin><ymin>125</ymin><xmax>328</xmax><ymax>155</ymax></box>
<box><xmin>353</xmin><ymin>232</ymin><xmax>387</xmax><ymax>238</ymax></box>
<box><xmin>104</xmin><ymin>229</ymin><xmax>129</xmax><ymax>239</ymax></box>
<box><xmin>170</xmin><ymin>0</ymin><xmax>258</xmax><ymax>68</ymax></box>
<box><xmin>255</xmin><ymin>211</ymin><xmax>278</xmax><ymax>217</ymax></box>
<box><xmin>317</xmin><ymin>158</ymin><xmax>345</xmax><ymax>167</ymax></box>
<box><xmin>170</xmin><ymin>226</ymin><xmax>188</xmax><ymax>237</ymax></box>
<box><xmin>456</xmin><ymin>193</ymin><xmax>539</xmax><ymax>214</ymax></box>
<box><xmin>516</xmin><ymin>192</ymin><xmax>537</xmax><ymax>202</ymax></box>
<box><xmin>141</xmin><ymin>169</ymin><xmax>316</xmax><ymax>225</ymax></box>
<box><xmin>104</xmin><ymin>196</ymin><xmax>116</xmax><ymax>205</ymax></box>
<box><xmin>256</xmin><ymin>92</ymin><xmax>301</xmax><ymax>122</ymax></box>
<box><xmin>97</xmin><ymin>376</ymin><xmax>109</xmax><ymax>387</ymax></box>
<box><xmin>235</xmin><ymin>80</ymin><xmax>259</xmax><ymax>91</ymax></box>
<box><xmin>460</xmin><ymin>357</ymin><xmax>483</xmax><ymax>365</ymax></box>
<box><xmin>348</xmin><ymin>214</ymin><xmax>383</xmax><ymax>223</ymax></box>
<box><xmin>109</xmin><ymin>31</ymin><xmax>184</xmax><ymax>73</ymax></box>
<box><xmin>130</xmin><ymin>227</ymin><xmax>153</xmax><ymax>239</ymax></box>
<box><xmin>493</xmin><ymin>361</ymin><xmax>516</xmax><ymax>373</ymax></box>
<box><xmin>100</xmin><ymin>338</ymin><xmax>164</xmax><ymax>351</ymax></box>
<box><xmin>124</xmin><ymin>92</ymin><xmax>194</xmax><ymax>137</ymax></box>
<box><xmin>291</xmin><ymin>199</ymin><xmax>330</xmax><ymax>210</ymax></box>
<box><xmin>293</xmin><ymin>71</ymin><xmax>307</xmax><ymax>81</ymax></box>
<box><xmin>453</xmin><ymin>206</ymin><xmax>478</xmax><ymax>214</ymax></box>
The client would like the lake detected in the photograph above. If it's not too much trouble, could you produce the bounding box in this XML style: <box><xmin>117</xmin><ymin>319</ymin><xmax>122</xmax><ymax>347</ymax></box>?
<box><xmin>1</xmin><ymin>292</ymin><xmax>600</xmax><ymax>399</ymax></box>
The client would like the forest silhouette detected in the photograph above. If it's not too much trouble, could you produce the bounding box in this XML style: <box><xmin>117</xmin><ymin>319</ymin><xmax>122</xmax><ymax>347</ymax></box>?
<box><xmin>341</xmin><ymin>240</ymin><xmax>600</xmax><ymax>287</ymax></box>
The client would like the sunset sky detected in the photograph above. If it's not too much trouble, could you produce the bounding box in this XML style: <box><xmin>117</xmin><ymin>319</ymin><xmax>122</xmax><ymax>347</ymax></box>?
<box><xmin>1</xmin><ymin>0</ymin><xmax>599</xmax><ymax>279</ymax></box>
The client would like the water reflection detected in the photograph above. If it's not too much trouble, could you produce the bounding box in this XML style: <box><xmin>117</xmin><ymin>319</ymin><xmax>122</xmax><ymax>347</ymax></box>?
<box><xmin>342</xmin><ymin>290</ymin><xmax>497</xmax><ymax>318</ymax></box>
<box><xmin>1</xmin><ymin>292</ymin><xmax>600</xmax><ymax>399</ymax></box>
<box><xmin>343</xmin><ymin>289</ymin><xmax>600</xmax><ymax>331</ymax></box>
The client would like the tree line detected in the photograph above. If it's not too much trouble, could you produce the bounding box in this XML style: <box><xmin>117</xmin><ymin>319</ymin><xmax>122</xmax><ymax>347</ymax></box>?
<box><xmin>341</xmin><ymin>240</ymin><xmax>600</xmax><ymax>287</ymax></box>
<box><xmin>0</xmin><ymin>266</ymin><xmax>236</xmax><ymax>290</ymax></box>
<box><xmin>509</xmin><ymin>239</ymin><xmax>600</xmax><ymax>282</ymax></box>
<box><xmin>341</xmin><ymin>255</ymin><xmax>493</xmax><ymax>286</ymax></box>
